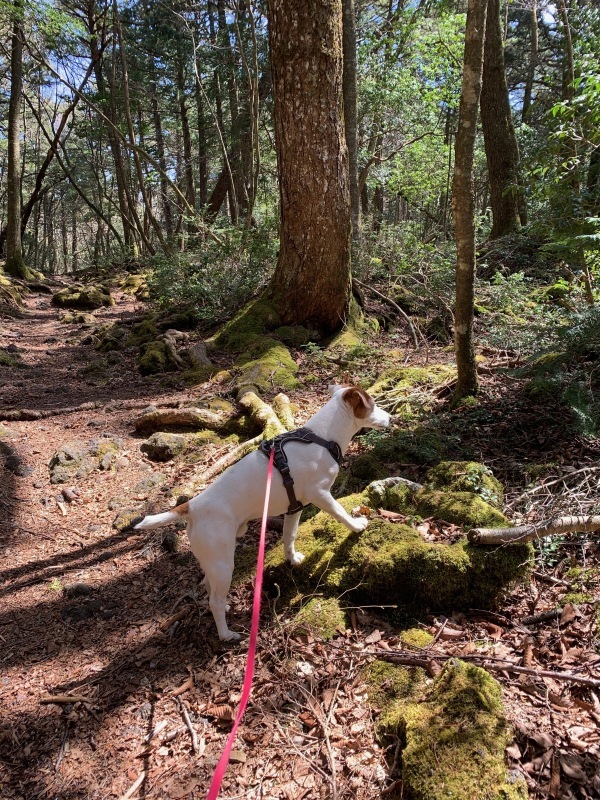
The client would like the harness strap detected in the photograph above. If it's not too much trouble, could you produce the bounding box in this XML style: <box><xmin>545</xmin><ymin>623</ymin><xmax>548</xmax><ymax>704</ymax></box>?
<box><xmin>259</xmin><ymin>427</ymin><xmax>343</xmax><ymax>515</ymax></box>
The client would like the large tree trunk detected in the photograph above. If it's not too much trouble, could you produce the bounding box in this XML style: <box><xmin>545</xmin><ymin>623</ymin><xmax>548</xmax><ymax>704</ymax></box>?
<box><xmin>480</xmin><ymin>0</ymin><xmax>523</xmax><ymax>238</ymax></box>
<box><xmin>149</xmin><ymin>57</ymin><xmax>174</xmax><ymax>238</ymax></box>
<box><xmin>267</xmin><ymin>0</ymin><xmax>352</xmax><ymax>333</ymax></box>
<box><xmin>452</xmin><ymin>0</ymin><xmax>488</xmax><ymax>398</ymax></box>
<box><xmin>342</xmin><ymin>0</ymin><xmax>361</xmax><ymax>238</ymax></box>
<box><xmin>5</xmin><ymin>0</ymin><xmax>30</xmax><ymax>279</ymax></box>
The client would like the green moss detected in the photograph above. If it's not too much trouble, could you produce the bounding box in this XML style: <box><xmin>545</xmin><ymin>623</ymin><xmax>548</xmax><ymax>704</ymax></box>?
<box><xmin>400</xmin><ymin>627</ymin><xmax>434</xmax><ymax>649</ymax></box>
<box><xmin>212</xmin><ymin>297</ymin><xmax>281</xmax><ymax>352</ymax></box>
<box><xmin>363</xmin><ymin>659</ymin><xmax>427</xmax><ymax>733</ymax></box>
<box><xmin>263</xmin><ymin>492</ymin><xmax>531</xmax><ymax>614</ymax></box>
<box><xmin>119</xmin><ymin>273</ymin><xmax>147</xmax><ymax>295</ymax></box>
<box><xmin>52</xmin><ymin>285</ymin><xmax>113</xmax><ymax>310</ymax></box>
<box><xmin>522</xmin><ymin>376</ymin><xmax>562</xmax><ymax>402</ymax></box>
<box><xmin>426</xmin><ymin>461</ymin><xmax>503</xmax><ymax>507</ymax></box>
<box><xmin>292</xmin><ymin>597</ymin><xmax>347</xmax><ymax>640</ymax></box>
<box><xmin>366</xmin><ymin>479</ymin><xmax>418</xmax><ymax>512</ymax></box>
<box><xmin>60</xmin><ymin>311</ymin><xmax>96</xmax><ymax>325</ymax></box>
<box><xmin>180</xmin><ymin>365</ymin><xmax>217</xmax><ymax>386</ymax></box>
<box><xmin>348</xmin><ymin>453</ymin><xmax>389</xmax><ymax>485</ymax></box>
<box><xmin>274</xmin><ymin>325</ymin><xmax>314</xmax><ymax>348</ymax></box>
<box><xmin>369</xmin><ymin>364</ymin><xmax>456</xmax><ymax>397</ymax></box>
<box><xmin>0</xmin><ymin>349</ymin><xmax>19</xmax><ymax>367</ymax></box>
<box><xmin>415</xmin><ymin>488</ymin><xmax>509</xmax><ymax>529</ymax></box>
<box><xmin>139</xmin><ymin>340</ymin><xmax>180</xmax><ymax>375</ymax></box>
<box><xmin>399</xmin><ymin>660</ymin><xmax>527</xmax><ymax>800</ymax></box>
<box><xmin>129</xmin><ymin>319</ymin><xmax>160</xmax><ymax>347</ymax></box>
<box><xmin>367</xmin><ymin>425</ymin><xmax>450</xmax><ymax>466</ymax></box>
<box><xmin>234</xmin><ymin>337</ymin><xmax>299</xmax><ymax>394</ymax></box>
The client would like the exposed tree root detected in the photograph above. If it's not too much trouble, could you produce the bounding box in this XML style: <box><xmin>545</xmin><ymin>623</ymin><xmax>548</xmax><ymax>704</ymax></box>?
<box><xmin>468</xmin><ymin>515</ymin><xmax>600</xmax><ymax>545</ymax></box>
<box><xmin>272</xmin><ymin>392</ymin><xmax>295</xmax><ymax>429</ymax></box>
<box><xmin>238</xmin><ymin>390</ymin><xmax>287</xmax><ymax>439</ymax></box>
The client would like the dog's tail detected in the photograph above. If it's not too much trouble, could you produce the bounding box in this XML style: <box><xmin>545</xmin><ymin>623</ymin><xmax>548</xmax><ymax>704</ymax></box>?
<box><xmin>134</xmin><ymin>501</ymin><xmax>189</xmax><ymax>530</ymax></box>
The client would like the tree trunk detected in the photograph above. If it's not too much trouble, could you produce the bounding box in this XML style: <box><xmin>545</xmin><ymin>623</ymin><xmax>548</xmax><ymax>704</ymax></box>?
<box><xmin>342</xmin><ymin>0</ymin><xmax>361</xmax><ymax>237</ymax></box>
<box><xmin>5</xmin><ymin>0</ymin><xmax>30</xmax><ymax>278</ymax></box>
<box><xmin>452</xmin><ymin>0</ymin><xmax>488</xmax><ymax>399</ymax></box>
<box><xmin>480</xmin><ymin>0</ymin><xmax>523</xmax><ymax>238</ymax></box>
<box><xmin>149</xmin><ymin>57</ymin><xmax>174</xmax><ymax>238</ymax></box>
<box><xmin>176</xmin><ymin>43</ymin><xmax>197</xmax><ymax>233</ymax></box>
<box><xmin>267</xmin><ymin>0</ymin><xmax>352</xmax><ymax>333</ymax></box>
<box><xmin>522</xmin><ymin>0</ymin><xmax>537</xmax><ymax>121</ymax></box>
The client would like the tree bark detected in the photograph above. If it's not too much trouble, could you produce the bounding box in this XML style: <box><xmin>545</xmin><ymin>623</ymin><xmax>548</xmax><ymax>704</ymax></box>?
<box><xmin>522</xmin><ymin>0</ymin><xmax>538</xmax><ymax>121</ymax></box>
<box><xmin>452</xmin><ymin>0</ymin><xmax>488</xmax><ymax>398</ymax></box>
<box><xmin>5</xmin><ymin>0</ymin><xmax>30</xmax><ymax>278</ymax></box>
<box><xmin>342</xmin><ymin>0</ymin><xmax>361</xmax><ymax>237</ymax></box>
<box><xmin>267</xmin><ymin>0</ymin><xmax>352</xmax><ymax>333</ymax></box>
<box><xmin>149</xmin><ymin>57</ymin><xmax>174</xmax><ymax>238</ymax></box>
<box><xmin>480</xmin><ymin>0</ymin><xmax>523</xmax><ymax>238</ymax></box>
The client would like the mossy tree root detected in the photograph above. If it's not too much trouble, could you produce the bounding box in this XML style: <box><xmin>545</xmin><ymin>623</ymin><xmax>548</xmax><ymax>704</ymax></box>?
<box><xmin>272</xmin><ymin>393</ymin><xmax>295</xmax><ymax>430</ymax></box>
<box><xmin>238</xmin><ymin>390</ymin><xmax>287</xmax><ymax>439</ymax></box>
<box><xmin>469</xmin><ymin>514</ymin><xmax>600</xmax><ymax>544</ymax></box>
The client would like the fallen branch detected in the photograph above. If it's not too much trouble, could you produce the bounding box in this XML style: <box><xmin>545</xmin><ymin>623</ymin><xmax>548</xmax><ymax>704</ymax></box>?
<box><xmin>376</xmin><ymin>651</ymin><xmax>600</xmax><ymax>689</ymax></box>
<box><xmin>0</xmin><ymin>401</ymin><xmax>101</xmax><ymax>421</ymax></box>
<box><xmin>272</xmin><ymin>392</ymin><xmax>295</xmax><ymax>430</ymax></box>
<box><xmin>118</xmin><ymin>770</ymin><xmax>146</xmax><ymax>800</ymax></box>
<box><xmin>177</xmin><ymin>697</ymin><xmax>199</xmax><ymax>753</ymax></box>
<box><xmin>353</xmin><ymin>277</ymin><xmax>420</xmax><ymax>348</ymax></box>
<box><xmin>40</xmin><ymin>694</ymin><xmax>90</xmax><ymax>705</ymax></box>
<box><xmin>468</xmin><ymin>515</ymin><xmax>600</xmax><ymax>545</ymax></box>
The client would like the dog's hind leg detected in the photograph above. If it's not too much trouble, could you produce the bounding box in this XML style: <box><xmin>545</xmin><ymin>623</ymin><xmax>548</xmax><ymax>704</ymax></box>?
<box><xmin>204</xmin><ymin>558</ymin><xmax>239</xmax><ymax>641</ymax></box>
<box><xmin>282</xmin><ymin>510</ymin><xmax>304</xmax><ymax>565</ymax></box>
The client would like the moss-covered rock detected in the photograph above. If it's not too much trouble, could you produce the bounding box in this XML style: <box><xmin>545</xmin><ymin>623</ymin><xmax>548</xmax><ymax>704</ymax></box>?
<box><xmin>415</xmin><ymin>488</ymin><xmax>508</xmax><ymax>529</ymax></box>
<box><xmin>369</xmin><ymin>659</ymin><xmax>527</xmax><ymax>800</ymax></box>
<box><xmin>0</xmin><ymin>348</ymin><xmax>20</xmax><ymax>368</ymax></box>
<box><xmin>138</xmin><ymin>340</ymin><xmax>180</xmax><ymax>375</ymax></box>
<box><xmin>425</xmin><ymin>461</ymin><xmax>504</xmax><ymax>507</ymax></box>
<box><xmin>129</xmin><ymin>319</ymin><xmax>160</xmax><ymax>348</ymax></box>
<box><xmin>369</xmin><ymin>364</ymin><xmax>456</xmax><ymax>397</ymax></box>
<box><xmin>366</xmin><ymin>477</ymin><xmax>422</xmax><ymax>512</ymax></box>
<box><xmin>113</xmin><ymin>507</ymin><xmax>145</xmax><ymax>532</ymax></box>
<box><xmin>263</xmin><ymin>491</ymin><xmax>531</xmax><ymax>613</ymax></box>
<box><xmin>94</xmin><ymin>323</ymin><xmax>128</xmax><ymax>352</ymax></box>
<box><xmin>119</xmin><ymin>273</ymin><xmax>147</xmax><ymax>295</ymax></box>
<box><xmin>49</xmin><ymin>438</ymin><xmax>122</xmax><ymax>484</ymax></box>
<box><xmin>59</xmin><ymin>311</ymin><xmax>96</xmax><ymax>325</ymax></box>
<box><xmin>292</xmin><ymin>597</ymin><xmax>347</xmax><ymax>640</ymax></box>
<box><xmin>52</xmin><ymin>285</ymin><xmax>113</xmax><ymax>310</ymax></box>
<box><xmin>141</xmin><ymin>432</ymin><xmax>188</xmax><ymax>462</ymax></box>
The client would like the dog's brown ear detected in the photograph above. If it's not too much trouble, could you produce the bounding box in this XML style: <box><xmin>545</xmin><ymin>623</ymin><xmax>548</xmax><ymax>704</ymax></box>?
<box><xmin>342</xmin><ymin>386</ymin><xmax>374</xmax><ymax>419</ymax></box>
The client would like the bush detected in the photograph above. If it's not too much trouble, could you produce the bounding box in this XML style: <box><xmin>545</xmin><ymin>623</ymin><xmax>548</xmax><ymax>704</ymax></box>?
<box><xmin>147</xmin><ymin>226</ymin><xmax>278</xmax><ymax>323</ymax></box>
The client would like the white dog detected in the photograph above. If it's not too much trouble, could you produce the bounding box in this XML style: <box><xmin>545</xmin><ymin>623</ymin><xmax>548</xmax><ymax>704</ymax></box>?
<box><xmin>135</xmin><ymin>385</ymin><xmax>391</xmax><ymax>640</ymax></box>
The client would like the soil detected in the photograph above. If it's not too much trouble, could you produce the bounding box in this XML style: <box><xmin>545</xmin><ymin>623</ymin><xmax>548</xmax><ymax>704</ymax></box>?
<box><xmin>1</xmin><ymin>286</ymin><xmax>599</xmax><ymax>800</ymax></box>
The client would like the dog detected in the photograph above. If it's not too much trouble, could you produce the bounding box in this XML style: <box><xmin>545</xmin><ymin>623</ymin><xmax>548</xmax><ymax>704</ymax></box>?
<box><xmin>134</xmin><ymin>385</ymin><xmax>391</xmax><ymax>640</ymax></box>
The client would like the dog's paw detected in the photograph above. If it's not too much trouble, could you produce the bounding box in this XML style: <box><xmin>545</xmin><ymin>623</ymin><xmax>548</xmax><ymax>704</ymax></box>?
<box><xmin>288</xmin><ymin>551</ymin><xmax>305</xmax><ymax>566</ymax></box>
<box><xmin>220</xmin><ymin>630</ymin><xmax>242</xmax><ymax>642</ymax></box>
<box><xmin>349</xmin><ymin>516</ymin><xmax>369</xmax><ymax>533</ymax></box>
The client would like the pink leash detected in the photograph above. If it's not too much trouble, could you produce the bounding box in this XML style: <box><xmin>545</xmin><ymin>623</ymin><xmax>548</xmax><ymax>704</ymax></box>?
<box><xmin>206</xmin><ymin>446</ymin><xmax>275</xmax><ymax>800</ymax></box>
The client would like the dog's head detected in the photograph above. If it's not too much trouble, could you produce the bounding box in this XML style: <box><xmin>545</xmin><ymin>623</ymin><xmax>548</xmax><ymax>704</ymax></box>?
<box><xmin>329</xmin><ymin>384</ymin><xmax>391</xmax><ymax>430</ymax></box>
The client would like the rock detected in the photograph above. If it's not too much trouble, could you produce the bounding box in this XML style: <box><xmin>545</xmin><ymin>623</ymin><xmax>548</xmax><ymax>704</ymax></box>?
<box><xmin>133</xmin><ymin>473</ymin><xmax>167</xmax><ymax>494</ymax></box>
<box><xmin>59</xmin><ymin>311</ymin><xmax>96</xmax><ymax>325</ymax></box>
<box><xmin>138</xmin><ymin>340</ymin><xmax>181</xmax><ymax>375</ymax></box>
<box><xmin>49</xmin><ymin>438</ymin><xmax>123</xmax><ymax>484</ymax></box>
<box><xmin>51</xmin><ymin>285</ymin><xmax>113</xmax><ymax>310</ymax></box>
<box><xmin>141</xmin><ymin>433</ymin><xmax>187</xmax><ymax>462</ymax></box>
<box><xmin>273</xmin><ymin>325</ymin><xmax>314</xmax><ymax>348</ymax></box>
<box><xmin>366</xmin><ymin>659</ymin><xmax>527</xmax><ymax>800</ymax></box>
<box><xmin>113</xmin><ymin>508</ymin><xmax>145</xmax><ymax>532</ymax></box>
<box><xmin>186</xmin><ymin>341</ymin><xmax>214</xmax><ymax>369</ymax></box>
<box><xmin>262</xmin><ymin>485</ymin><xmax>531</xmax><ymax>613</ymax></box>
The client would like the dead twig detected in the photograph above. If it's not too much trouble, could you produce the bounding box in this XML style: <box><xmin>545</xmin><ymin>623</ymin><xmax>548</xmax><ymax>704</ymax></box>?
<box><xmin>177</xmin><ymin>696</ymin><xmax>199</xmax><ymax>753</ymax></box>
<box><xmin>353</xmin><ymin>278</ymin><xmax>420</xmax><ymax>348</ymax></box>
<box><xmin>118</xmin><ymin>770</ymin><xmax>146</xmax><ymax>800</ymax></box>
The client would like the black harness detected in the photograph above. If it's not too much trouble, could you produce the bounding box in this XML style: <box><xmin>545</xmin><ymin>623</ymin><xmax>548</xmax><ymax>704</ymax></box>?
<box><xmin>259</xmin><ymin>427</ymin><xmax>343</xmax><ymax>515</ymax></box>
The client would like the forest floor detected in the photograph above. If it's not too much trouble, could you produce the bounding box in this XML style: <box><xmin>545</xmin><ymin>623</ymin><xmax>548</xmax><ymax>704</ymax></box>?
<box><xmin>1</xmin><ymin>284</ymin><xmax>599</xmax><ymax>800</ymax></box>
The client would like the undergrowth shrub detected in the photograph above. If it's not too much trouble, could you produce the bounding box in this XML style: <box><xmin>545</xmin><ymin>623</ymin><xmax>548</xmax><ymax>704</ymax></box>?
<box><xmin>147</xmin><ymin>227</ymin><xmax>277</xmax><ymax>323</ymax></box>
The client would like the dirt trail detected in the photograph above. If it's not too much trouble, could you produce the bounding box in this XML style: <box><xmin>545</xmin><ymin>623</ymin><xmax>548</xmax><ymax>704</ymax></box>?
<box><xmin>1</xmin><ymin>289</ymin><xmax>599</xmax><ymax>800</ymax></box>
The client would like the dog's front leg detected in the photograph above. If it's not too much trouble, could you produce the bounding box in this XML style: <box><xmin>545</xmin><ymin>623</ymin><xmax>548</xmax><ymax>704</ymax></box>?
<box><xmin>312</xmin><ymin>491</ymin><xmax>369</xmax><ymax>533</ymax></box>
<box><xmin>282</xmin><ymin>510</ymin><xmax>304</xmax><ymax>565</ymax></box>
